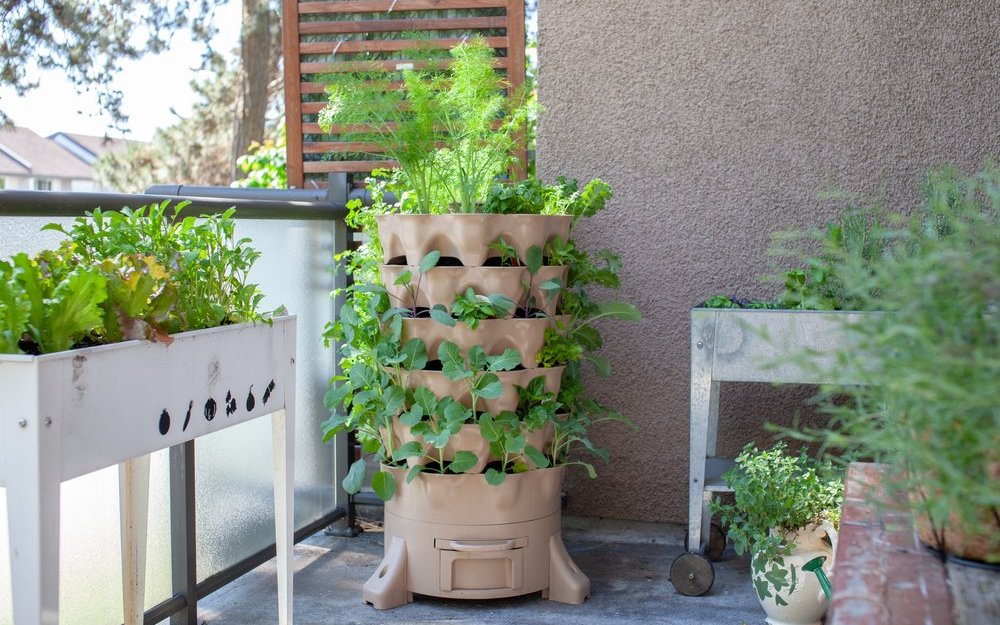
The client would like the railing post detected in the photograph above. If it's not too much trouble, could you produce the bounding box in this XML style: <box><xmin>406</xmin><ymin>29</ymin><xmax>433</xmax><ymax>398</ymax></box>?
<box><xmin>325</xmin><ymin>172</ymin><xmax>359</xmax><ymax>536</ymax></box>
<box><xmin>169</xmin><ymin>441</ymin><xmax>197</xmax><ymax>625</ymax></box>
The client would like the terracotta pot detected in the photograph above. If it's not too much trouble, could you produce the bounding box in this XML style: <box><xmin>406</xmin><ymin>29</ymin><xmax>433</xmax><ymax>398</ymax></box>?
<box><xmin>376</xmin><ymin>213</ymin><xmax>573</xmax><ymax>266</ymax></box>
<box><xmin>388</xmin><ymin>421</ymin><xmax>556</xmax><ymax>474</ymax></box>
<box><xmin>399</xmin><ymin>366</ymin><xmax>564</xmax><ymax>413</ymax></box>
<box><xmin>380</xmin><ymin>265</ymin><xmax>568</xmax><ymax>316</ymax></box>
<box><xmin>401</xmin><ymin>316</ymin><xmax>569</xmax><ymax>369</ymax></box>
<box><xmin>751</xmin><ymin>521</ymin><xmax>837</xmax><ymax>625</ymax></box>
<box><xmin>911</xmin><ymin>475</ymin><xmax>1000</xmax><ymax>562</ymax></box>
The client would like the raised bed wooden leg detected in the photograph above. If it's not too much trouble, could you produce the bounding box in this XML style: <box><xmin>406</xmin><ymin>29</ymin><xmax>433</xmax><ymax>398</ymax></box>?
<box><xmin>119</xmin><ymin>454</ymin><xmax>151</xmax><ymax>625</ymax></box>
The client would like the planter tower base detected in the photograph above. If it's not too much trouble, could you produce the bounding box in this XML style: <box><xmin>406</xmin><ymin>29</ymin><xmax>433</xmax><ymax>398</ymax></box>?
<box><xmin>361</xmin><ymin>467</ymin><xmax>589</xmax><ymax>608</ymax></box>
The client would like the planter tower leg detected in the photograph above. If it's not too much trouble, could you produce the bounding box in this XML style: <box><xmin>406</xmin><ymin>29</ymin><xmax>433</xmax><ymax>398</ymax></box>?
<box><xmin>362</xmin><ymin>535</ymin><xmax>411</xmax><ymax>609</ymax></box>
<box><xmin>545</xmin><ymin>533</ymin><xmax>590</xmax><ymax>604</ymax></box>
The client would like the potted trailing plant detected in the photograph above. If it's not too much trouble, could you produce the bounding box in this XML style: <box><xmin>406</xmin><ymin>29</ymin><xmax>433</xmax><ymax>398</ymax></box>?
<box><xmin>711</xmin><ymin>443</ymin><xmax>843</xmax><ymax>625</ymax></box>
<box><xmin>320</xmin><ymin>38</ymin><xmax>638</xmax><ymax>608</ymax></box>
<box><xmin>795</xmin><ymin>164</ymin><xmax>1000</xmax><ymax>563</ymax></box>
<box><xmin>0</xmin><ymin>200</ymin><xmax>294</xmax><ymax>625</ymax></box>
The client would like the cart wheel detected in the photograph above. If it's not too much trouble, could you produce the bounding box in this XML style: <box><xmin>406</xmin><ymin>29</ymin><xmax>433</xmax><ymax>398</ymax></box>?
<box><xmin>682</xmin><ymin>523</ymin><xmax>728</xmax><ymax>561</ymax></box>
<box><xmin>669</xmin><ymin>552</ymin><xmax>715</xmax><ymax>596</ymax></box>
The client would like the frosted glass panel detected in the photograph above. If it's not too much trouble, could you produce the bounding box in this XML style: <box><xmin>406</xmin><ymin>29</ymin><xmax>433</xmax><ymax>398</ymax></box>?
<box><xmin>0</xmin><ymin>452</ymin><xmax>171</xmax><ymax>625</ymax></box>
<box><xmin>0</xmin><ymin>213</ymin><xmax>340</xmax><ymax>623</ymax></box>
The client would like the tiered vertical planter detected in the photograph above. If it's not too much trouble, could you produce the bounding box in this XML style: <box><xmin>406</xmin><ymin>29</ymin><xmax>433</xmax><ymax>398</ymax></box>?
<box><xmin>362</xmin><ymin>214</ymin><xmax>590</xmax><ymax>608</ymax></box>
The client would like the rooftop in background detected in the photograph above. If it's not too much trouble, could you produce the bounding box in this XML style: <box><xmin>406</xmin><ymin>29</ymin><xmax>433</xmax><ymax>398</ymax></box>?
<box><xmin>0</xmin><ymin>126</ymin><xmax>137</xmax><ymax>192</ymax></box>
<box><xmin>49</xmin><ymin>132</ymin><xmax>134</xmax><ymax>166</ymax></box>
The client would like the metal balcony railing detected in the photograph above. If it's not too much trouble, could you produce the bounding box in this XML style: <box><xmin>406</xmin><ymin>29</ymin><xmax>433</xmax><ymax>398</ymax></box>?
<box><xmin>0</xmin><ymin>178</ymin><xmax>355</xmax><ymax>625</ymax></box>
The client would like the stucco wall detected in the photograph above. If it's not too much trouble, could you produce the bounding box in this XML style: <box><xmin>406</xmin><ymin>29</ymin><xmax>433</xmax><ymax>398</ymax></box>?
<box><xmin>537</xmin><ymin>1</ymin><xmax>1000</xmax><ymax>523</ymax></box>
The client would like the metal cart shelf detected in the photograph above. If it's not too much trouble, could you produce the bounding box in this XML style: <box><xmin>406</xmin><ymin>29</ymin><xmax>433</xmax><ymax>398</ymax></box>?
<box><xmin>670</xmin><ymin>308</ymin><xmax>868</xmax><ymax>596</ymax></box>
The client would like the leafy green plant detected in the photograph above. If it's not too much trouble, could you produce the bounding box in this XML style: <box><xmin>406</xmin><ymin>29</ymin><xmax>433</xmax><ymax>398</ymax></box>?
<box><xmin>789</xmin><ymin>164</ymin><xmax>1000</xmax><ymax>561</ymax></box>
<box><xmin>44</xmin><ymin>200</ymin><xmax>265</xmax><ymax>332</ymax></box>
<box><xmin>710</xmin><ymin>443</ymin><xmax>843</xmax><ymax>604</ymax></box>
<box><xmin>388</xmin><ymin>250</ymin><xmax>441</xmax><ymax>315</ymax></box>
<box><xmin>450</xmin><ymin>288</ymin><xmax>516</xmax><ymax>328</ymax></box>
<box><xmin>483</xmin><ymin>177</ymin><xmax>613</xmax><ymax>222</ymax></box>
<box><xmin>0</xmin><ymin>201</ymin><xmax>268</xmax><ymax>355</ymax></box>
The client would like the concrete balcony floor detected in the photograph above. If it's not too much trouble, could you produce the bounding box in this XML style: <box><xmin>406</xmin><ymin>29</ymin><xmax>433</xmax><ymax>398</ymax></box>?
<box><xmin>198</xmin><ymin>516</ymin><xmax>762</xmax><ymax>625</ymax></box>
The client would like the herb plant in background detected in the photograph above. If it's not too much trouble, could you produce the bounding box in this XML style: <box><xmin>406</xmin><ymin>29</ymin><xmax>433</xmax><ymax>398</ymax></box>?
<box><xmin>791</xmin><ymin>164</ymin><xmax>1000</xmax><ymax>562</ymax></box>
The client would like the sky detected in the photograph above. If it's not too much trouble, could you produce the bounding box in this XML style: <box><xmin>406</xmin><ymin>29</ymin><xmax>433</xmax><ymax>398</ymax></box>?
<box><xmin>0</xmin><ymin>1</ymin><xmax>241</xmax><ymax>142</ymax></box>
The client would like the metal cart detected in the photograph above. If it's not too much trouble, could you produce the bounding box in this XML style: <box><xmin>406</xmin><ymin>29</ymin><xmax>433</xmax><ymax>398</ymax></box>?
<box><xmin>669</xmin><ymin>308</ymin><xmax>867</xmax><ymax>596</ymax></box>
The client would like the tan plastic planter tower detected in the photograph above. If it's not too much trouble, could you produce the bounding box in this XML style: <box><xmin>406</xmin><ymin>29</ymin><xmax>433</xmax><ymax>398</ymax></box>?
<box><xmin>361</xmin><ymin>213</ymin><xmax>590</xmax><ymax>609</ymax></box>
<box><xmin>363</xmin><ymin>466</ymin><xmax>589</xmax><ymax>608</ymax></box>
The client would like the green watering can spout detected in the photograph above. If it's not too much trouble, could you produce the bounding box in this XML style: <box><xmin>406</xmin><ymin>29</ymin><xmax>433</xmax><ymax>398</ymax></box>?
<box><xmin>803</xmin><ymin>556</ymin><xmax>832</xmax><ymax>600</ymax></box>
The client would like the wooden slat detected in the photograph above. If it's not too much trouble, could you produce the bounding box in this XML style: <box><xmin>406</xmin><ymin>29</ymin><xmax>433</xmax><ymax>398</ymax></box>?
<box><xmin>282</xmin><ymin>0</ymin><xmax>304</xmax><ymax>187</ymax></box>
<box><xmin>299</xmin><ymin>36</ymin><xmax>507</xmax><ymax>55</ymax></box>
<box><xmin>299</xmin><ymin>0</ymin><xmax>507</xmax><ymax>14</ymax></box>
<box><xmin>300</xmin><ymin>80</ymin><xmax>408</xmax><ymax>94</ymax></box>
<box><xmin>505</xmin><ymin>0</ymin><xmax>527</xmax><ymax>180</ymax></box>
<box><xmin>299</xmin><ymin>16</ymin><xmax>506</xmax><ymax>35</ymax></box>
<box><xmin>301</xmin><ymin>57</ymin><xmax>508</xmax><ymax>75</ymax></box>
<box><xmin>304</xmin><ymin>160</ymin><xmax>398</xmax><ymax>173</ymax></box>
<box><xmin>303</xmin><ymin>122</ymin><xmax>402</xmax><ymax>134</ymax></box>
<box><xmin>285</xmin><ymin>0</ymin><xmax>527</xmax><ymax>179</ymax></box>
<box><xmin>303</xmin><ymin>141</ymin><xmax>388</xmax><ymax>154</ymax></box>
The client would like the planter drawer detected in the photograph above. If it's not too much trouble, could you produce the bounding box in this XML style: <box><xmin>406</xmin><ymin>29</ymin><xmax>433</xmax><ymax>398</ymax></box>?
<box><xmin>436</xmin><ymin>537</ymin><xmax>528</xmax><ymax>592</ymax></box>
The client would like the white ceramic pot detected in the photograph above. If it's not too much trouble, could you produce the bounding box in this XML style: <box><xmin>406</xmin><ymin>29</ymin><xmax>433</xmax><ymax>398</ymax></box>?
<box><xmin>751</xmin><ymin>521</ymin><xmax>837</xmax><ymax>625</ymax></box>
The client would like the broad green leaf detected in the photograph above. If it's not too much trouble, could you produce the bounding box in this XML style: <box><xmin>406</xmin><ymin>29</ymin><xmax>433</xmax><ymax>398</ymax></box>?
<box><xmin>474</xmin><ymin>373</ymin><xmax>503</xmax><ymax>399</ymax></box>
<box><xmin>439</xmin><ymin>341</ymin><xmax>472</xmax><ymax>380</ymax></box>
<box><xmin>382</xmin><ymin>384</ymin><xmax>406</xmax><ymax>416</ymax></box>
<box><xmin>479</xmin><ymin>413</ymin><xmax>502</xmax><ymax>442</ymax></box>
<box><xmin>442</xmin><ymin>399</ymin><xmax>470</xmax><ymax>425</ymax></box>
<box><xmin>524</xmin><ymin>445</ymin><xmax>550</xmax><ymax>468</ymax></box>
<box><xmin>401</xmin><ymin>337</ymin><xmax>428</xmax><ymax>370</ymax></box>
<box><xmin>538</xmin><ymin>279</ymin><xmax>562</xmax><ymax>293</ymax></box>
<box><xmin>380</xmin><ymin>307</ymin><xmax>410</xmax><ymax>323</ymax></box>
<box><xmin>372</xmin><ymin>470</ymin><xmax>396</xmax><ymax>501</ymax></box>
<box><xmin>324</xmin><ymin>383</ymin><xmax>353</xmax><ymax>410</ymax></box>
<box><xmin>447</xmin><ymin>451</ymin><xmax>478</xmax><ymax>474</ymax></box>
<box><xmin>342</xmin><ymin>459</ymin><xmax>366</xmax><ymax>494</ymax></box>
<box><xmin>412</xmin><ymin>386</ymin><xmax>438</xmax><ymax>415</ymax></box>
<box><xmin>419</xmin><ymin>250</ymin><xmax>441</xmax><ymax>274</ymax></box>
<box><xmin>393</xmin><ymin>270</ymin><xmax>412</xmax><ymax>286</ymax></box>
<box><xmin>320</xmin><ymin>413</ymin><xmax>349</xmax><ymax>440</ymax></box>
<box><xmin>487</xmin><ymin>348</ymin><xmax>521</xmax><ymax>372</ymax></box>
<box><xmin>484</xmin><ymin>468</ymin><xmax>507</xmax><ymax>486</ymax></box>
<box><xmin>507</xmin><ymin>433</ymin><xmax>526</xmax><ymax>454</ymax></box>
<box><xmin>487</xmin><ymin>293</ymin><xmax>516</xmax><ymax>315</ymax></box>
<box><xmin>429</xmin><ymin>305</ymin><xmax>456</xmax><ymax>326</ymax></box>
<box><xmin>467</xmin><ymin>344</ymin><xmax>487</xmax><ymax>371</ymax></box>
<box><xmin>525</xmin><ymin>245</ymin><xmax>543</xmax><ymax>275</ymax></box>
<box><xmin>399</xmin><ymin>405</ymin><xmax>424</xmax><ymax>426</ymax></box>
<box><xmin>406</xmin><ymin>464</ymin><xmax>424</xmax><ymax>483</ymax></box>
<box><xmin>391</xmin><ymin>441</ymin><xmax>425</xmax><ymax>462</ymax></box>
<box><xmin>42</xmin><ymin>267</ymin><xmax>108</xmax><ymax>353</ymax></box>
<box><xmin>0</xmin><ymin>276</ymin><xmax>28</xmax><ymax>353</ymax></box>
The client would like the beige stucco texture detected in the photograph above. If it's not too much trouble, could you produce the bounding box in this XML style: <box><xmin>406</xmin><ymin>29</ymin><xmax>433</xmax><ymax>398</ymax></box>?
<box><xmin>537</xmin><ymin>1</ymin><xmax>1000</xmax><ymax>523</ymax></box>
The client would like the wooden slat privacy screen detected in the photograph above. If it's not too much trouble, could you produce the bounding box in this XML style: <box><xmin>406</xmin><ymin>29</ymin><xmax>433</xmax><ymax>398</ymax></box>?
<box><xmin>281</xmin><ymin>0</ymin><xmax>527</xmax><ymax>189</ymax></box>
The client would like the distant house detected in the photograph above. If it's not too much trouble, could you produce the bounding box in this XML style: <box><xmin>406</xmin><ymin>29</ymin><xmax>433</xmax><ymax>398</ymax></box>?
<box><xmin>0</xmin><ymin>126</ymin><xmax>132</xmax><ymax>192</ymax></box>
